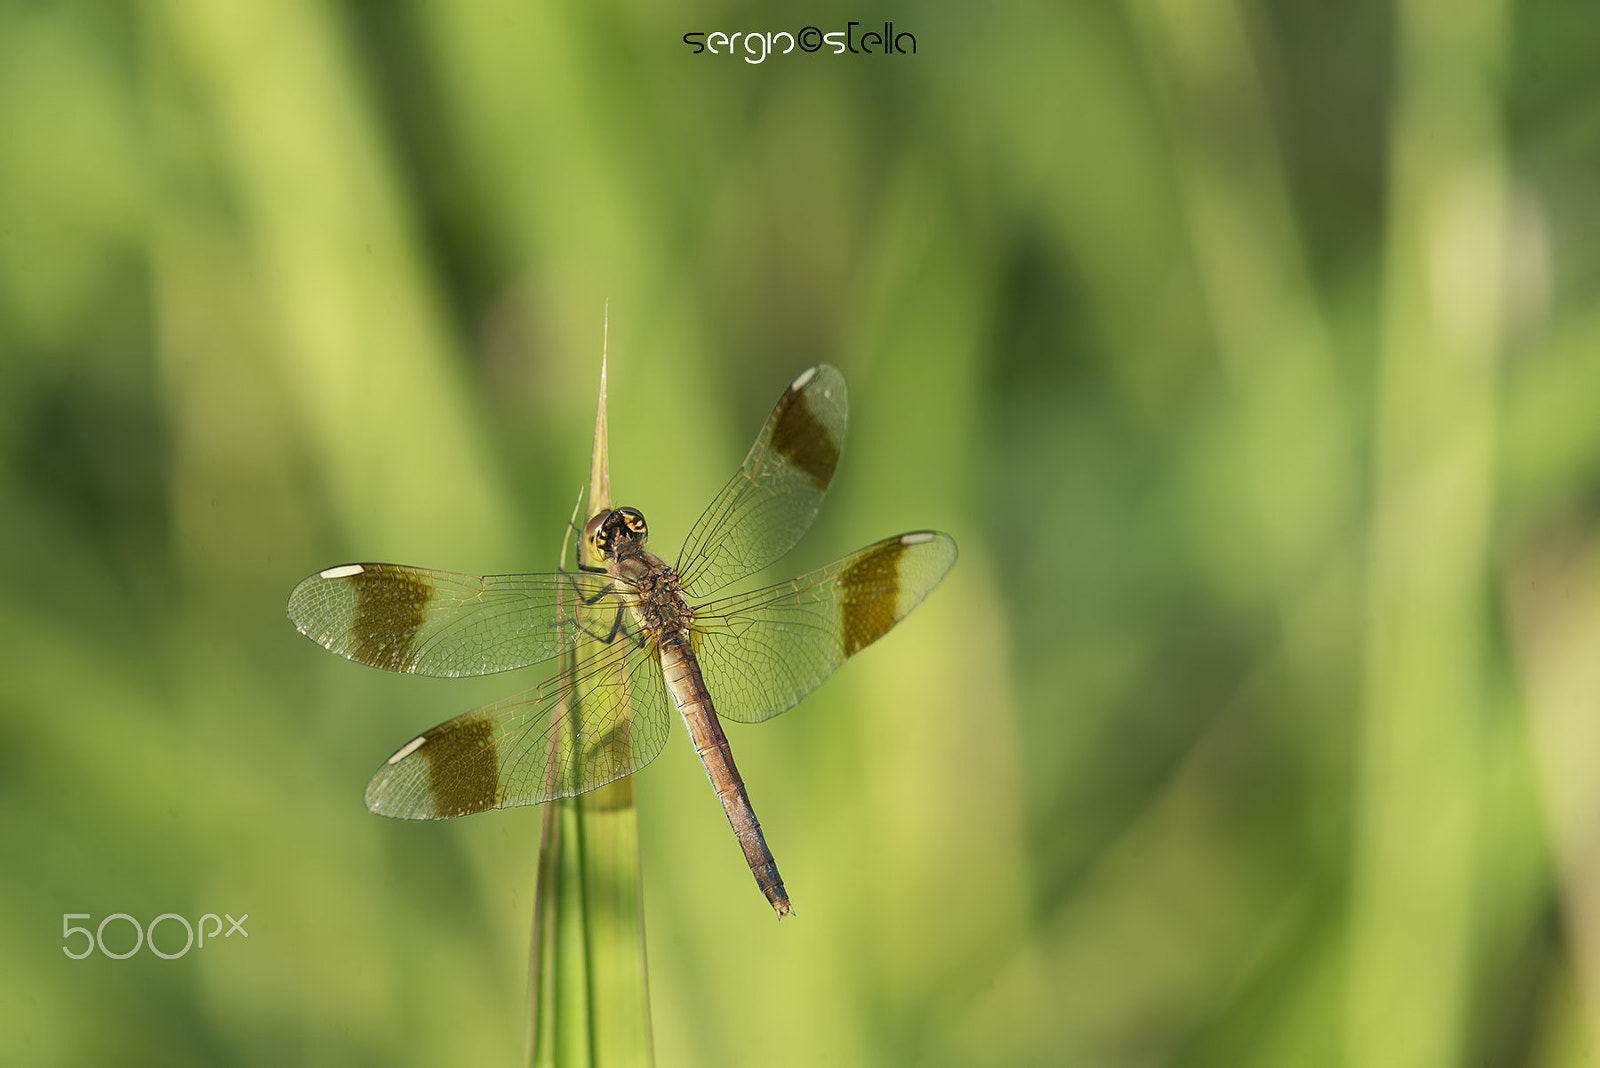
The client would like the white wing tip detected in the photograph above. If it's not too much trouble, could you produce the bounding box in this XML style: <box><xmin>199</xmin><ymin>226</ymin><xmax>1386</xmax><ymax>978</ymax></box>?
<box><xmin>790</xmin><ymin>366</ymin><xmax>819</xmax><ymax>392</ymax></box>
<box><xmin>388</xmin><ymin>734</ymin><xmax>428</xmax><ymax>764</ymax></box>
<box><xmin>899</xmin><ymin>531</ymin><xmax>940</xmax><ymax>546</ymax></box>
<box><xmin>319</xmin><ymin>564</ymin><xmax>366</xmax><ymax>579</ymax></box>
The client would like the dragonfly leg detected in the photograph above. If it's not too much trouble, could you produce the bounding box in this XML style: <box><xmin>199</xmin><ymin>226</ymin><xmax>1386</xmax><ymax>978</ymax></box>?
<box><xmin>570</xmin><ymin>603</ymin><xmax>637</xmax><ymax>647</ymax></box>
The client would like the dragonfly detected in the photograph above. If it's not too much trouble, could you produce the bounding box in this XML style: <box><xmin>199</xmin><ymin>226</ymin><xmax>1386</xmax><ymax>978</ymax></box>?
<box><xmin>287</xmin><ymin>364</ymin><xmax>956</xmax><ymax>916</ymax></box>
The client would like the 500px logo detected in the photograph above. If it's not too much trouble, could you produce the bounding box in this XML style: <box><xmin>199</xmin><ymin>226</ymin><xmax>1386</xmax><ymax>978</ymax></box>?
<box><xmin>62</xmin><ymin>912</ymin><xmax>248</xmax><ymax>960</ymax></box>
<box><xmin>683</xmin><ymin>22</ymin><xmax>916</xmax><ymax>64</ymax></box>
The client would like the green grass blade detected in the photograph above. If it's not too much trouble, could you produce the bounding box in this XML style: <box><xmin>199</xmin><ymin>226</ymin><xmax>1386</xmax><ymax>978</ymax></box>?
<box><xmin>528</xmin><ymin>345</ymin><xmax>654</xmax><ymax>1067</ymax></box>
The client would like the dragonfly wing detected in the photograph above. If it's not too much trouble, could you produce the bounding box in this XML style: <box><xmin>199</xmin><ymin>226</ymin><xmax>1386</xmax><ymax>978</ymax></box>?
<box><xmin>287</xmin><ymin>563</ymin><xmax>614</xmax><ymax>677</ymax></box>
<box><xmin>691</xmin><ymin>531</ymin><xmax>957</xmax><ymax>724</ymax></box>
<box><xmin>365</xmin><ymin>632</ymin><xmax>672</xmax><ymax>818</ymax></box>
<box><xmin>676</xmin><ymin>364</ymin><xmax>848</xmax><ymax>597</ymax></box>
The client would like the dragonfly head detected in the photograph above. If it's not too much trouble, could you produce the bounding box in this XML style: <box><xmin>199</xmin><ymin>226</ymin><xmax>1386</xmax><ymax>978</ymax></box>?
<box><xmin>585</xmin><ymin>507</ymin><xmax>650</xmax><ymax>562</ymax></box>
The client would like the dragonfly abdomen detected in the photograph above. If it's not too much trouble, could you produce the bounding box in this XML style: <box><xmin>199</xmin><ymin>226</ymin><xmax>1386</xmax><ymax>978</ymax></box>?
<box><xmin>657</xmin><ymin>634</ymin><xmax>792</xmax><ymax>917</ymax></box>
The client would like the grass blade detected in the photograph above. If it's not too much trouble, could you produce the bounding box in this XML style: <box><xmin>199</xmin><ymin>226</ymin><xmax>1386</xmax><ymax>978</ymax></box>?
<box><xmin>528</xmin><ymin>337</ymin><xmax>654</xmax><ymax>1067</ymax></box>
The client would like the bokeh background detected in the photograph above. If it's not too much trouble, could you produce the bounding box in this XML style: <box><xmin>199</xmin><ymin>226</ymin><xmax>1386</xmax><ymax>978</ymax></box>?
<box><xmin>5</xmin><ymin>1</ymin><xmax>1600</xmax><ymax>1065</ymax></box>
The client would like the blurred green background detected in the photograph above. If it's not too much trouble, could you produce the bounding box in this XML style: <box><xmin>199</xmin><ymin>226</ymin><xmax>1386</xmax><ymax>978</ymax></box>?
<box><xmin>5</xmin><ymin>0</ymin><xmax>1600</xmax><ymax>1065</ymax></box>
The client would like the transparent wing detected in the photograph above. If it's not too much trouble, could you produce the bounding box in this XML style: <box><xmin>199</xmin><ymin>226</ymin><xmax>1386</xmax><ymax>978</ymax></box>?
<box><xmin>690</xmin><ymin>531</ymin><xmax>957</xmax><ymax>724</ymax></box>
<box><xmin>676</xmin><ymin>364</ymin><xmax>848</xmax><ymax>598</ymax></box>
<box><xmin>287</xmin><ymin>563</ymin><xmax>616</xmax><ymax>677</ymax></box>
<box><xmin>364</xmin><ymin>623</ymin><xmax>673</xmax><ymax>818</ymax></box>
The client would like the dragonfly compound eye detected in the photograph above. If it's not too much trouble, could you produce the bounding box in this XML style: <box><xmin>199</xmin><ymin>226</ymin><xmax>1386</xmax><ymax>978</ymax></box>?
<box><xmin>583</xmin><ymin>512</ymin><xmax>611</xmax><ymax>557</ymax></box>
<box><xmin>619</xmin><ymin>508</ymin><xmax>649</xmax><ymax>537</ymax></box>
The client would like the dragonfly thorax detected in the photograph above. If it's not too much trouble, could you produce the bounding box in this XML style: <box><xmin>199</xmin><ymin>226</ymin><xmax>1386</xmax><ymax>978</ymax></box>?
<box><xmin>629</xmin><ymin>561</ymin><xmax>693</xmax><ymax>639</ymax></box>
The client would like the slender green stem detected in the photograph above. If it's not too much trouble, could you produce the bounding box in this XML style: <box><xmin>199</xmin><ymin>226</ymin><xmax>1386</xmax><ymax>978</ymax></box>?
<box><xmin>528</xmin><ymin>344</ymin><xmax>654</xmax><ymax>1067</ymax></box>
